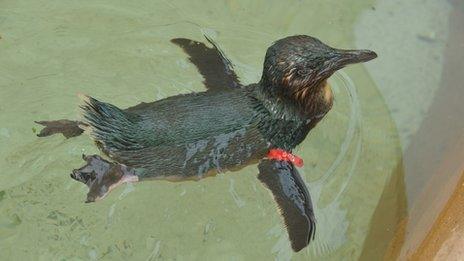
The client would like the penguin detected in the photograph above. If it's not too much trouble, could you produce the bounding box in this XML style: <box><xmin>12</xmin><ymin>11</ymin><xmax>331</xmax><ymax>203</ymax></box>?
<box><xmin>37</xmin><ymin>35</ymin><xmax>376</xmax><ymax>251</ymax></box>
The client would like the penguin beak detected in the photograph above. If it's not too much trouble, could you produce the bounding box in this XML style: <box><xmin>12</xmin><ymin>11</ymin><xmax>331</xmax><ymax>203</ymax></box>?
<box><xmin>332</xmin><ymin>49</ymin><xmax>377</xmax><ymax>67</ymax></box>
<box><xmin>318</xmin><ymin>48</ymin><xmax>377</xmax><ymax>79</ymax></box>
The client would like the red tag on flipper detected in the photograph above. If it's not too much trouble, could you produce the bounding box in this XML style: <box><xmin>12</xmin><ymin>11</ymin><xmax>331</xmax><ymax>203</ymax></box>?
<box><xmin>267</xmin><ymin>148</ymin><xmax>304</xmax><ymax>167</ymax></box>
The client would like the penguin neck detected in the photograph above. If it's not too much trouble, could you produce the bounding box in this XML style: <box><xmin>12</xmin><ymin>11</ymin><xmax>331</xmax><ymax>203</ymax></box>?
<box><xmin>255</xmin><ymin>79</ymin><xmax>332</xmax><ymax>121</ymax></box>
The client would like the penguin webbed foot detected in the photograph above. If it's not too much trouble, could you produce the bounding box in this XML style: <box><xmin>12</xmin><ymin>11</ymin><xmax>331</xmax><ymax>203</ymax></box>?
<box><xmin>71</xmin><ymin>154</ymin><xmax>138</xmax><ymax>203</ymax></box>
<box><xmin>35</xmin><ymin>119</ymin><xmax>83</xmax><ymax>138</ymax></box>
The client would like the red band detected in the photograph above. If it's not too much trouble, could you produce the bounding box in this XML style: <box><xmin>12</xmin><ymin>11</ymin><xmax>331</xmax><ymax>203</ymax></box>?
<box><xmin>267</xmin><ymin>148</ymin><xmax>304</xmax><ymax>167</ymax></box>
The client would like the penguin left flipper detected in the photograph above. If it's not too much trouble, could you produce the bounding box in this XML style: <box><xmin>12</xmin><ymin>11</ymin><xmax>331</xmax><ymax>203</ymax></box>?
<box><xmin>257</xmin><ymin>159</ymin><xmax>316</xmax><ymax>252</ymax></box>
<box><xmin>36</xmin><ymin>37</ymin><xmax>240</xmax><ymax>139</ymax></box>
<box><xmin>171</xmin><ymin>36</ymin><xmax>242</xmax><ymax>91</ymax></box>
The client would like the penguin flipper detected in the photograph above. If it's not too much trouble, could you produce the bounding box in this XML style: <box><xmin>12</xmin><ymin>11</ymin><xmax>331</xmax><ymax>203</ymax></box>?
<box><xmin>36</xmin><ymin>36</ymin><xmax>240</xmax><ymax>139</ymax></box>
<box><xmin>171</xmin><ymin>36</ymin><xmax>242</xmax><ymax>91</ymax></box>
<box><xmin>257</xmin><ymin>159</ymin><xmax>316</xmax><ymax>252</ymax></box>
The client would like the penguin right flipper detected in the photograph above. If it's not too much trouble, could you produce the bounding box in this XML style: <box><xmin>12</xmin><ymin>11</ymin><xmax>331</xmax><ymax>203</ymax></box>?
<box><xmin>257</xmin><ymin>159</ymin><xmax>316</xmax><ymax>252</ymax></box>
<box><xmin>171</xmin><ymin>36</ymin><xmax>242</xmax><ymax>91</ymax></box>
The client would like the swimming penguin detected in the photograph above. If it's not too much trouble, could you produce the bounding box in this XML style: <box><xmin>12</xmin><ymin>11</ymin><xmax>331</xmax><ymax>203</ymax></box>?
<box><xmin>37</xmin><ymin>35</ymin><xmax>376</xmax><ymax>252</ymax></box>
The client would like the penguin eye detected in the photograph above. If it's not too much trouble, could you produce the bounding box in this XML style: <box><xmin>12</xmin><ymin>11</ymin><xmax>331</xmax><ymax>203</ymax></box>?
<box><xmin>297</xmin><ymin>68</ymin><xmax>312</xmax><ymax>76</ymax></box>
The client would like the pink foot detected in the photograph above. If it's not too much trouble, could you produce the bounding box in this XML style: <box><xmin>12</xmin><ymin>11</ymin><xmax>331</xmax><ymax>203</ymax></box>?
<box><xmin>71</xmin><ymin>155</ymin><xmax>139</xmax><ymax>203</ymax></box>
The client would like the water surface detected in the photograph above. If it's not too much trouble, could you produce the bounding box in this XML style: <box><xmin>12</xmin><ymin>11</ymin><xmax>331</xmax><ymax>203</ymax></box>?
<box><xmin>0</xmin><ymin>1</ymin><xmax>405</xmax><ymax>260</ymax></box>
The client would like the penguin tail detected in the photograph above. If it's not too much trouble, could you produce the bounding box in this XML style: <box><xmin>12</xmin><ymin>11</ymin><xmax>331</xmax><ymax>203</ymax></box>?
<box><xmin>78</xmin><ymin>94</ymin><xmax>142</xmax><ymax>156</ymax></box>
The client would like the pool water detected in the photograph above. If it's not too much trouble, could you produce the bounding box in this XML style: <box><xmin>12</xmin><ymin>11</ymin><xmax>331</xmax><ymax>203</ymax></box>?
<box><xmin>0</xmin><ymin>0</ymin><xmax>460</xmax><ymax>260</ymax></box>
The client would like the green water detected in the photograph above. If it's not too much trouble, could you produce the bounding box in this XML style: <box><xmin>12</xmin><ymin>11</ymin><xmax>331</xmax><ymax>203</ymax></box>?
<box><xmin>0</xmin><ymin>0</ymin><xmax>403</xmax><ymax>260</ymax></box>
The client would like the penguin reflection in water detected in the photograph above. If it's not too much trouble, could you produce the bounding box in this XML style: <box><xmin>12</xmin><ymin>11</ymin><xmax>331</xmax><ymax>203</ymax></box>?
<box><xmin>36</xmin><ymin>35</ymin><xmax>376</xmax><ymax>251</ymax></box>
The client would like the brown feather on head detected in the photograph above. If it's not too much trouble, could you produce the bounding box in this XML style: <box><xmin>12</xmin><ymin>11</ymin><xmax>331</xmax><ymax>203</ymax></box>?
<box><xmin>260</xmin><ymin>35</ymin><xmax>377</xmax><ymax>111</ymax></box>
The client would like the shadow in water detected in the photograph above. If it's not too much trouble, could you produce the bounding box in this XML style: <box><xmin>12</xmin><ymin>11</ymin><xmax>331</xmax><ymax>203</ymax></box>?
<box><xmin>359</xmin><ymin>159</ymin><xmax>407</xmax><ymax>260</ymax></box>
